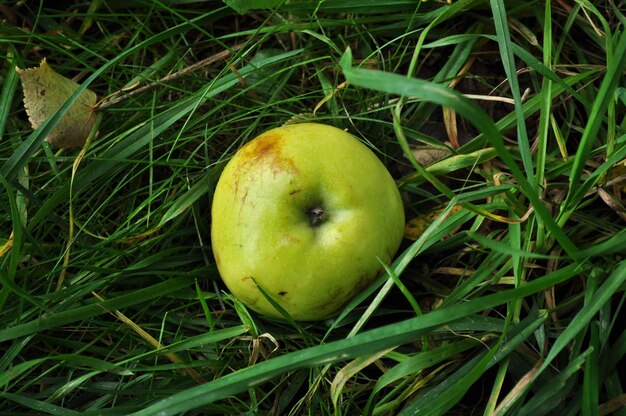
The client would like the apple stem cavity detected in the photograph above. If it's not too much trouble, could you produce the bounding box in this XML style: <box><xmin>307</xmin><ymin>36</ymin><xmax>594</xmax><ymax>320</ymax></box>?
<box><xmin>307</xmin><ymin>206</ymin><xmax>327</xmax><ymax>227</ymax></box>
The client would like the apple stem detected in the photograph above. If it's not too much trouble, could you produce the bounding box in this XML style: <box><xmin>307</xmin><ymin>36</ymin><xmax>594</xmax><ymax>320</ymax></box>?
<box><xmin>308</xmin><ymin>206</ymin><xmax>326</xmax><ymax>227</ymax></box>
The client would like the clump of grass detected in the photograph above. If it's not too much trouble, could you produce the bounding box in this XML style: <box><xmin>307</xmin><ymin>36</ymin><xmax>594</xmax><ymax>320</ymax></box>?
<box><xmin>1</xmin><ymin>1</ymin><xmax>625</xmax><ymax>415</ymax></box>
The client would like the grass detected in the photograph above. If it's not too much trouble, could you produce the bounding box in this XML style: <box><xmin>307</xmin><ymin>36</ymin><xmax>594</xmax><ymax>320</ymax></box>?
<box><xmin>1</xmin><ymin>0</ymin><xmax>625</xmax><ymax>415</ymax></box>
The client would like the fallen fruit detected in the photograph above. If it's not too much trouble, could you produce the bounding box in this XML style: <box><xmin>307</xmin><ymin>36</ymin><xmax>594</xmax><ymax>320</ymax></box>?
<box><xmin>211</xmin><ymin>123</ymin><xmax>405</xmax><ymax>321</ymax></box>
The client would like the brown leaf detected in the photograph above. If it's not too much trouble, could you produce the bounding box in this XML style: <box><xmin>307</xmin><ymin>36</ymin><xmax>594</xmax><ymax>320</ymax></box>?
<box><xmin>409</xmin><ymin>144</ymin><xmax>452</xmax><ymax>167</ymax></box>
<box><xmin>16</xmin><ymin>58</ymin><xmax>97</xmax><ymax>148</ymax></box>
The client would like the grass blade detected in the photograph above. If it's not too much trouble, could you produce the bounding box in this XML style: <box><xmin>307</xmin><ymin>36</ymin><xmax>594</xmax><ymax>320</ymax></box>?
<box><xmin>339</xmin><ymin>48</ymin><xmax>580</xmax><ymax>259</ymax></box>
<box><xmin>129</xmin><ymin>264</ymin><xmax>579</xmax><ymax>415</ymax></box>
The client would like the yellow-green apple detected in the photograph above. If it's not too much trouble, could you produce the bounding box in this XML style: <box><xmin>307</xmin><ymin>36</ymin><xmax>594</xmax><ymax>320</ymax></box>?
<box><xmin>211</xmin><ymin>123</ymin><xmax>404</xmax><ymax>321</ymax></box>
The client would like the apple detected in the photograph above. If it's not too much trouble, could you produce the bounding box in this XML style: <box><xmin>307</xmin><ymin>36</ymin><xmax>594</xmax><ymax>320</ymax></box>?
<box><xmin>211</xmin><ymin>123</ymin><xmax>405</xmax><ymax>321</ymax></box>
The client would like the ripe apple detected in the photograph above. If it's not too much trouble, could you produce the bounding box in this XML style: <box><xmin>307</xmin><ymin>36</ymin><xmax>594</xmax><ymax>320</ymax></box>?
<box><xmin>211</xmin><ymin>123</ymin><xmax>405</xmax><ymax>321</ymax></box>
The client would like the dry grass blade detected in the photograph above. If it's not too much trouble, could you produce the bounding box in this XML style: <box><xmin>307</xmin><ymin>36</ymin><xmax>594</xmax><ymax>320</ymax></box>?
<box><xmin>92</xmin><ymin>291</ymin><xmax>205</xmax><ymax>383</ymax></box>
<box><xmin>0</xmin><ymin>231</ymin><xmax>13</xmax><ymax>257</ymax></box>
<box><xmin>96</xmin><ymin>42</ymin><xmax>247</xmax><ymax>110</ymax></box>
<box><xmin>599</xmin><ymin>393</ymin><xmax>626</xmax><ymax>416</ymax></box>
<box><xmin>493</xmin><ymin>359</ymin><xmax>543</xmax><ymax>414</ymax></box>
<box><xmin>330</xmin><ymin>347</ymin><xmax>395</xmax><ymax>408</ymax></box>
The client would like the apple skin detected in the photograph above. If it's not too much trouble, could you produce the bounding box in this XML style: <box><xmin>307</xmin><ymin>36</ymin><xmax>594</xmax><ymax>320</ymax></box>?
<box><xmin>211</xmin><ymin>123</ymin><xmax>405</xmax><ymax>321</ymax></box>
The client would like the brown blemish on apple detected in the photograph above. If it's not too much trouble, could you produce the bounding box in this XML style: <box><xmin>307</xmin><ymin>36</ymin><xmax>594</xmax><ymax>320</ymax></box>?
<box><xmin>231</xmin><ymin>132</ymin><xmax>300</xmax><ymax>209</ymax></box>
<box><xmin>289</xmin><ymin>189</ymin><xmax>301</xmax><ymax>195</ymax></box>
<box><xmin>238</xmin><ymin>132</ymin><xmax>299</xmax><ymax>176</ymax></box>
<box><xmin>283</xmin><ymin>234</ymin><xmax>301</xmax><ymax>244</ymax></box>
<box><xmin>242</xmin><ymin>276</ymin><xmax>251</xmax><ymax>282</ymax></box>
<box><xmin>278</xmin><ymin>291</ymin><xmax>287</xmax><ymax>296</ymax></box>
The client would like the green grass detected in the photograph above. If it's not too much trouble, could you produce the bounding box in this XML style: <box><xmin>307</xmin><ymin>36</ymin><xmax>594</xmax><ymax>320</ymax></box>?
<box><xmin>1</xmin><ymin>1</ymin><xmax>625</xmax><ymax>415</ymax></box>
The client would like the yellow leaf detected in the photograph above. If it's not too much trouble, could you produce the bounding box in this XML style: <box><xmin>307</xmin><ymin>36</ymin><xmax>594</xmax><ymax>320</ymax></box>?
<box><xmin>16</xmin><ymin>58</ymin><xmax>97</xmax><ymax>148</ymax></box>
<box><xmin>404</xmin><ymin>204</ymin><xmax>463</xmax><ymax>241</ymax></box>
<box><xmin>607</xmin><ymin>158</ymin><xmax>626</xmax><ymax>191</ymax></box>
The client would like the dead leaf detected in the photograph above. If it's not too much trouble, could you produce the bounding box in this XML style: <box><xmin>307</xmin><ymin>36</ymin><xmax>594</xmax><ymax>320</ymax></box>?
<box><xmin>16</xmin><ymin>58</ymin><xmax>97</xmax><ymax>148</ymax></box>
<box><xmin>443</xmin><ymin>107</ymin><xmax>459</xmax><ymax>149</ymax></box>
<box><xmin>409</xmin><ymin>144</ymin><xmax>452</xmax><ymax>167</ymax></box>
<box><xmin>607</xmin><ymin>158</ymin><xmax>626</xmax><ymax>188</ymax></box>
<box><xmin>404</xmin><ymin>204</ymin><xmax>463</xmax><ymax>241</ymax></box>
<box><xmin>597</xmin><ymin>187</ymin><xmax>626</xmax><ymax>221</ymax></box>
